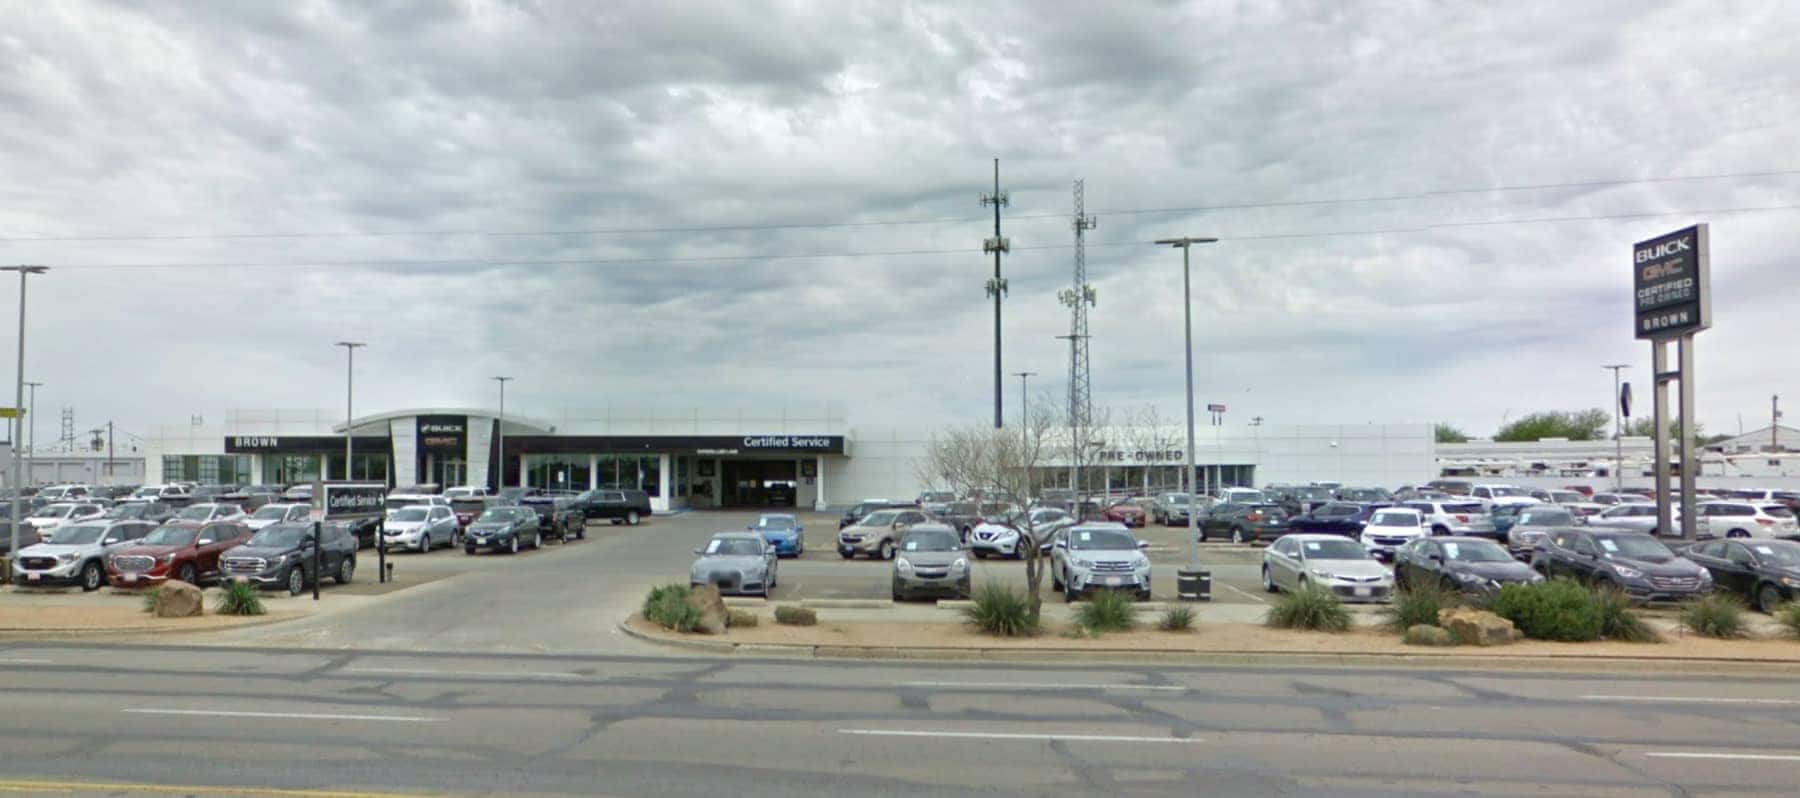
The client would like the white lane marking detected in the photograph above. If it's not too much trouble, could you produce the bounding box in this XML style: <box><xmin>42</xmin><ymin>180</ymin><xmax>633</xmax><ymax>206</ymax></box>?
<box><xmin>1224</xmin><ymin>584</ymin><xmax>1269</xmax><ymax>604</ymax></box>
<box><xmin>344</xmin><ymin>667</ymin><xmax>578</xmax><ymax>679</ymax></box>
<box><xmin>1645</xmin><ymin>752</ymin><xmax>1800</xmax><ymax>762</ymax></box>
<box><xmin>124</xmin><ymin>708</ymin><xmax>443</xmax><ymax>723</ymax></box>
<box><xmin>840</xmin><ymin>729</ymin><xmax>1199</xmax><ymax>744</ymax></box>
<box><xmin>0</xmin><ymin>658</ymin><xmax>52</xmax><ymax>665</ymax></box>
<box><xmin>901</xmin><ymin>681</ymin><xmax>1186</xmax><ymax>692</ymax></box>
<box><xmin>1583</xmin><ymin>695</ymin><xmax>1800</xmax><ymax>706</ymax></box>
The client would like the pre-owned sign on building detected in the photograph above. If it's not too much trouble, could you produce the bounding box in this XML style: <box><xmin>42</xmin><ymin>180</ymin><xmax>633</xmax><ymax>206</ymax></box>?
<box><xmin>1633</xmin><ymin>224</ymin><xmax>1710</xmax><ymax>339</ymax></box>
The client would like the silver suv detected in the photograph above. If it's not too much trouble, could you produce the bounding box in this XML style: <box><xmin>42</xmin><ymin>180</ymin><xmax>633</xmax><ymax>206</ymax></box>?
<box><xmin>11</xmin><ymin>519</ymin><xmax>157</xmax><ymax>591</ymax></box>
<box><xmin>1050</xmin><ymin>523</ymin><xmax>1152</xmax><ymax>602</ymax></box>
<box><xmin>890</xmin><ymin>523</ymin><xmax>971</xmax><ymax>601</ymax></box>
<box><xmin>1399</xmin><ymin>500</ymin><xmax>1496</xmax><ymax>539</ymax></box>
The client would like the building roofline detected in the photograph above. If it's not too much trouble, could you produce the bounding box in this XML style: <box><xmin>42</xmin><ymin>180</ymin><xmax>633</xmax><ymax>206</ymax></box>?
<box><xmin>329</xmin><ymin>408</ymin><xmax>555</xmax><ymax>434</ymax></box>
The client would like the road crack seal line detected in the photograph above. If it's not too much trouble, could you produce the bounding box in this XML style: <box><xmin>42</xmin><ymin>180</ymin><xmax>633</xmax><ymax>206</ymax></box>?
<box><xmin>1559</xmin><ymin>739</ymin><xmax>1693</xmax><ymax>798</ymax></box>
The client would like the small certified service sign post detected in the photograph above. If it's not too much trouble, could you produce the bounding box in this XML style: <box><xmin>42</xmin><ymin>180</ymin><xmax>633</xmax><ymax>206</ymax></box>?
<box><xmin>1633</xmin><ymin>223</ymin><xmax>1710</xmax><ymax>339</ymax></box>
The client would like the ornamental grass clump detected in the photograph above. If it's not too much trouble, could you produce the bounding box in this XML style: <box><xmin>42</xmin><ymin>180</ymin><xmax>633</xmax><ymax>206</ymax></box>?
<box><xmin>1265</xmin><ymin>585</ymin><xmax>1351</xmax><ymax>632</ymax></box>
<box><xmin>1382</xmin><ymin>582</ymin><xmax>1456</xmax><ymax>632</ymax></box>
<box><xmin>642</xmin><ymin>584</ymin><xmax>701</xmax><ymax>632</ymax></box>
<box><xmin>215</xmin><ymin>580</ymin><xmax>267</xmax><ymax>616</ymax></box>
<box><xmin>1074</xmin><ymin>589</ymin><xmax>1137</xmax><ymax>635</ymax></box>
<box><xmin>961</xmin><ymin>582</ymin><xmax>1037</xmax><ymax>637</ymax></box>
<box><xmin>1679</xmin><ymin>593</ymin><xmax>1747</xmax><ymax>639</ymax></box>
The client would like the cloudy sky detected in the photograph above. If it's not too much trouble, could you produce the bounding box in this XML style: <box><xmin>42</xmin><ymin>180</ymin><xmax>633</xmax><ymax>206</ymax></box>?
<box><xmin>0</xmin><ymin>0</ymin><xmax>1795</xmax><ymax>448</ymax></box>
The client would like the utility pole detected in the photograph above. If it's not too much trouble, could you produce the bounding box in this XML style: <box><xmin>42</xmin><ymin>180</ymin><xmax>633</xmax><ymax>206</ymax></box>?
<box><xmin>106</xmin><ymin>421</ymin><xmax>114</xmax><ymax>482</ymax></box>
<box><xmin>1055</xmin><ymin>333</ymin><xmax>1089</xmax><ymax>507</ymax></box>
<box><xmin>1011</xmin><ymin>372</ymin><xmax>1036</xmax><ymax>428</ymax></box>
<box><xmin>58</xmin><ymin>407</ymin><xmax>74</xmax><ymax>453</ymax></box>
<box><xmin>1155</xmin><ymin>237</ymin><xmax>1219</xmax><ymax>576</ymax></box>
<box><xmin>1059</xmin><ymin>179</ymin><xmax>1098</xmax><ymax>471</ymax></box>
<box><xmin>1774</xmin><ymin>394</ymin><xmax>1783</xmax><ymax>452</ymax></box>
<box><xmin>4</xmin><ymin>264</ymin><xmax>47</xmax><ymax>568</ymax></box>
<box><xmin>1604</xmin><ymin>364</ymin><xmax>1629</xmax><ymax>490</ymax></box>
<box><xmin>980</xmin><ymin>159</ymin><xmax>1009</xmax><ymax>429</ymax></box>
<box><xmin>22</xmin><ymin>381</ymin><xmax>40</xmax><ymax>489</ymax></box>
<box><xmin>493</xmin><ymin>377</ymin><xmax>513</xmax><ymax>490</ymax></box>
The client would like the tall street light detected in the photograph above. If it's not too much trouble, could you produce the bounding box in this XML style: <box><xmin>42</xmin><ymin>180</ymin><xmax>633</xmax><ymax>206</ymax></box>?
<box><xmin>1011</xmin><ymin>372</ymin><xmax>1036</xmax><ymax>428</ymax></box>
<box><xmin>5</xmin><ymin>265</ymin><xmax>47</xmax><ymax>565</ymax></box>
<box><xmin>335</xmin><ymin>343</ymin><xmax>366</xmax><ymax>481</ymax></box>
<box><xmin>493</xmin><ymin>377</ymin><xmax>513</xmax><ymax>490</ymax></box>
<box><xmin>1154</xmin><ymin>237</ymin><xmax>1217</xmax><ymax>573</ymax></box>
<box><xmin>1604</xmin><ymin>363</ymin><xmax>1630</xmax><ymax>491</ymax></box>
<box><xmin>23</xmin><ymin>381</ymin><xmax>41</xmax><ymax>489</ymax></box>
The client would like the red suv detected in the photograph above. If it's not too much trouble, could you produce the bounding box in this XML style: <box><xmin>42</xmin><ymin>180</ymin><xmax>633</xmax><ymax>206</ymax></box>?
<box><xmin>106</xmin><ymin>521</ymin><xmax>251</xmax><ymax>587</ymax></box>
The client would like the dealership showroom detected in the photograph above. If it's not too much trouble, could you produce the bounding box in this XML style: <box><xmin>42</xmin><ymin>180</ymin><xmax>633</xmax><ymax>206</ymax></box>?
<box><xmin>134</xmin><ymin>405</ymin><xmax>1436</xmax><ymax>511</ymax></box>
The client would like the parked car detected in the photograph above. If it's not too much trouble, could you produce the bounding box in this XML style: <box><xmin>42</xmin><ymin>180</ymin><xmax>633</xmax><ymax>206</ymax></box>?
<box><xmin>1505</xmin><ymin>506</ymin><xmax>1581</xmax><ymax>559</ymax></box>
<box><xmin>1358</xmin><ymin>507</ymin><xmax>1428</xmax><ymax>561</ymax></box>
<box><xmin>106</xmin><ymin>500</ymin><xmax>176</xmax><ymax>524</ymax></box>
<box><xmin>517</xmin><ymin>495</ymin><xmax>585</xmax><ymax>545</ymax></box>
<box><xmin>167</xmin><ymin>502</ymin><xmax>247</xmax><ymax>526</ymax></box>
<box><xmin>1150</xmin><ymin>492</ymin><xmax>1201</xmax><ymax>526</ymax></box>
<box><xmin>1393</xmin><ymin>536</ymin><xmax>1541</xmax><ymax>598</ymax></box>
<box><xmin>0</xmin><ymin>509</ymin><xmax>41</xmax><ymax>562</ymax></box>
<box><xmin>244</xmin><ymin>502</ymin><xmax>313</xmax><ymax>531</ymax></box>
<box><xmin>280</xmin><ymin>484</ymin><xmax>313</xmax><ymax>503</ymax></box>
<box><xmin>1261</xmin><ymin>534</ymin><xmax>1392</xmax><ymax>602</ymax></box>
<box><xmin>1695</xmin><ymin>501</ymin><xmax>1799</xmax><ymax>539</ymax></box>
<box><xmin>1590</xmin><ymin>492</ymin><xmax>1637</xmax><ymax>507</ymax></box>
<box><xmin>967</xmin><ymin>508</ymin><xmax>1073</xmax><ymax>559</ymax></box>
<box><xmin>915</xmin><ymin>491</ymin><xmax>958</xmax><ymax>515</ymax></box>
<box><xmin>495</xmin><ymin>486</ymin><xmax>544</xmax><ymax>504</ymax></box>
<box><xmin>1199</xmin><ymin>503</ymin><xmax>1288</xmax><ymax>544</ymax></box>
<box><xmin>1546</xmin><ymin>489</ymin><xmax>1588</xmax><ymax>506</ymax></box>
<box><xmin>1335</xmin><ymin>487</ymin><xmax>1392</xmax><ymax>503</ymax></box>
<box><xmin>839</xmin><ymin>499</ymin><xmax>899</xmax><ymax>530</ymax></box>
<box><xmin>1531</xmin><ymin>528</ymin><xmax>1712</xmax><ymax>601</ymax></box>
<box><xmin>220</xmin><ymin>521</ymin><xmax>358</xmax><ymax>595</ymax></box>
<box><xmin>444</xmin><ymin>485</ymin><xmax>491</xmax><ymax>499</ymax></box>
<box><xmin>105</xmin><ymin>521</ymin><xmax>252</xmax><ymax>587</ymax></box>
<box><xmin>1050</xmin><ymin>523</ymin><xmax>1152</xmax><ymax>602</ymax></box>
<box><xmin>382</xmin><ymin>504</ymin><xmax>462</xmax><ymax>552</ymax></box>
<box><xmin>1489</xmin><ymin>503</ymin><xmax>1529</xmax><ymax>538</ymax></box>
<box><xmin>449</xmin><ymin>496</ymin><xmax>488</xmax><ymax>534</ymax></box>
<box><xmin>1102</xmin><ymin>500</ymin><xmax>1146</xmax><ymax>527</ymax></box>
<box><xmin>930</xmin><ymin>501</ymin><xmax>985</xmax><ymax>539</ymax></box>
<box><xmin>1288</xmin><ymin>502</ymin><xmax>1387</xmax><ymax>538</ymax></box>
<box><xmin>573</xmin><ymin>488</ymin><xmax>652</xmax><ymax>526</ymax></box>
<box><xmin>462</xmin><ymin>506</ymin><xmax>542</xmax><ymax>555</ymax></box>
<box><xmin>1469</xmin><ymin>484</ymin><xmax>1541</xmax><ymax>510</ymax></box>
<box><xmin>1278</xmin><ymin>485</ymin><xmax>1336</xmax><ymax>516</ymax></box>
<box><xmin>1585</xmin><ymin>502</ymin><xmax>1665</xmax><ymax>535</ymax></box>
<box><xmin>836</xmin><ymin>507</ymin><xmax>930</xmax><ymax>560</ymax></box>
<box><xmin>890</xmin><ymin>523</ymin><xmax>971</xmax><ymax>601</ymax></box>
<box><xmin>748</xmin><ymin>513</ymin><xmax>804</xmax><ymax>557</ymax></box>
<box><xmin>10</xmin><ymin>519</ymin><xmax>157</xmax><ymax>590</ymax></box>
<box><xmin>1680</xmin><ymin>539</ymin><xmax>1800</xmax><ymax>613</ymax></box>
<box><xmin>22</xmin><ymin>502</ymin><xmax>107</xmax><ymax>540</ymax></box>
<box><xmin>1215</xmin><ymin>487</ymin><xmax>1266</xmax><ymax>505</ymax></box>
<box><xmin>1398</xmin><ymin>499</ymin><xmax>1495</xmax><ymax>539</ymax></box>
<box><xmin>690</xmin><ymin>532</ymin><xmax>777</xmax><ymax>597</ymax></box>
<box><xmin>129</xmin><ymin>484</ymin><xmax>193</xmax><ymax>505</ymax></box>
<box><xmin>35</xmin><ymin>485</ymin><xmax>94</xmax><ymax>504</ymax></box>
<box><xmin>383</xmin><ymin>492</ymin><xmax>449</xmax><ymax>514</ymax></box>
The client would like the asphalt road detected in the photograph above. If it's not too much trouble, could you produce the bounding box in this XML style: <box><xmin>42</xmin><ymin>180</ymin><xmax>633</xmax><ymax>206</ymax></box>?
<box><xmin>0</xmin><ymin>642</ymin><xmax>1797</xmax><ymax>796</ymax></box>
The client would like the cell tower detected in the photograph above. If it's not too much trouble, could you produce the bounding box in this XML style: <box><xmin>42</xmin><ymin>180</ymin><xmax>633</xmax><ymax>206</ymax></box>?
<box><xmin>58</xmin><ymin>407</ymin><xmax>75</xmax><ymax>452</ymax></box>
<box><xmin>1059</xmin><ymin>180</ymin><xmax>1098</xmax><ymax>434</ymax></box>
<box><xmin>980</xmin><ymin>159</ymin><xmax>1010</xmax><ymax>429</ymax></box>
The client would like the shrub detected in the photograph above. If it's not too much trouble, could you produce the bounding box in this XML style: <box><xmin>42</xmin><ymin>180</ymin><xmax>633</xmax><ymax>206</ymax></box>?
<box><xmin>1403</xmin><ymin>624</ymin><xmax>1455</xmax><ymax>646</ymax></box>
<box><xmin>726</xmin><ymin>609</ymin><xmax>759</xmax><ymax>628</ymax></box>
<box><xmin>962</xmin><ymin>582</ymin><xmax>1037</xmax><ymax>637</ymax></box>
<box><xmin>642</xmin><ymin>584</ymin><xmax>702</xmax><ymax>632</ymax></box>
<box><xmin>1776</xmin><ymin>602</ymin><xmax>1800</xmax><ymax>641</ymax></box>
<box><xmin>1679</xmin><ymin>594</ymin><xmax>1747</xmax><ymax>639</ymax></box>
<box><xmin>1383</xmin><ymin>583</ymin><xmax>1456</xmax><ymax>632</ymax></box>
<box><xmin>1593</xmin><ymin>587</ymin><xmax>1660</xmax><ymax>643</ymax></box>
<box><xmin>215</xmin><ymin>581</ymin><xmax>267</xmax><ymax>616</ymax></box>
<box><xmin>1157</xmin><ymin>605</ymin><xmax>1196</xmax><ymax>632</ymax></box>
<box><xmin>1075</xmin><ymin>589</ymin><xmax>1137</xmax><ymax>635</ymax></box>
<box><xmin>1490</xmin><ymin>579</ymin><xmax>1601</xmax><ymax>642</ymax></box>
<box><xmin>774</xmin><ymin>606</ymin><xmax>818</xmax><ymax>626</ymax></box>
<box><xmin>1265</xmin><ymin>585</ymin><xmax>1351</xmax><ymax>632</ymax></box>
<box><xmin>139</xmin><ymin>586</ymin><xmax>166</xmax><ymax>614</ymax></box>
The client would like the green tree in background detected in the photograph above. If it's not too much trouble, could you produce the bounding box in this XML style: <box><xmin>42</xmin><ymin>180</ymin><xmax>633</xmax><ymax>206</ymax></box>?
<box><xmin>1435</xmin><ymin>423</ymin><xmax>1470</xmax><ymax>443</ymax></box>
<box><xmin>1493</xmin><ymin>409</ymin><xmax>1611</xmax><ymax>442</ymax></box>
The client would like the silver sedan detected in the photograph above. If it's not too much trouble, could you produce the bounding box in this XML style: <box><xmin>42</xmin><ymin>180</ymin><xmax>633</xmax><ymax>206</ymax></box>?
<box><xmin>1262</xmin><ymin>534</ymin><xmax>1394</xmax><ymax>603</ymax></box>
<box><xmin>690</xmin><ymin>532</ymin><xmax>778</xmax><ymax>598</ymax></box>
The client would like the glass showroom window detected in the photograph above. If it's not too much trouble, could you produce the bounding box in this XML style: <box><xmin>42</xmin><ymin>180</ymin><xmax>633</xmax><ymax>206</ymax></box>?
<box><xmin>525</xmin><ymin>455</ymin><xmax>589</xmax><ymax>490</ymax></box>
<box><xmin>639</xmin><ymin>455</ymin><xmax>661</xmax><ymax>497</ymax></box>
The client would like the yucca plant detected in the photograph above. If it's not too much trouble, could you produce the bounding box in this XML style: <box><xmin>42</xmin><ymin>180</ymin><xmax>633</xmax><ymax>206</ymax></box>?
<box><xmin>962</xmin><ymin>582</ymin><xmax>1037</xmax><ymax>637</ymax></box>
<box><xmin>215</xmin><ymin>580</ymin><xmax>267</xmax><ymax>616</ymax></box>
<box><xmin>1074</xmin><ymin>589</ymin><xmax>1137</xmax><ymax>635</ymax></box>
<box><xmin>1679</xmin><ymin>594</ymin><xmax>1747</xmax><ymax>639</ymax></box>
<box><xmin>1265</xmin><ymin>585</ymin><xmax>1351</xmax><ymax>632</ymax></box>
<box><xmin>1157</xmin><ymin>605</ymin><xmax>1196</xmax><ymax>632</ymax></box>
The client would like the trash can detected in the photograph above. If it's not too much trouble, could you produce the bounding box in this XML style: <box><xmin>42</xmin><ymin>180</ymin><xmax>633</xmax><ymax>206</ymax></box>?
<box><xmin>1176</xmin><ymin>568</ymin><xmax>1211</xmax><ymax>601</ymax></box>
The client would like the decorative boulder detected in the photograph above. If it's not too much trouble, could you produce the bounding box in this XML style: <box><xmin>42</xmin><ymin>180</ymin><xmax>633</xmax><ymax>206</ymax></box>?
<box><xmin>1438</xmin><ymin>607</ymin><xmax>1517</xmax><ymax>646</ymax></box>
<box><xmin>1403</xmin><ymin>624</ymin><xmax>1455</xmax><ymax>647</ymax></box>
<box><xmin>155</xmin><ymin>580</ymin><xmax>204</xmax><ymax>618</ymax></box>
<box><xmin>684</xmin><ymin>584</ymin><xmax>728</xmax><ymax>635</ymax></box>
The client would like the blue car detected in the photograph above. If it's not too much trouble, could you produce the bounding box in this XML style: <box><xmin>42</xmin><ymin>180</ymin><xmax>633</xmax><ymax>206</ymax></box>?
<box><xmin>749</xmin><ymin>513</ymin><xmax>804</xmax><ymax>557</ymax></box>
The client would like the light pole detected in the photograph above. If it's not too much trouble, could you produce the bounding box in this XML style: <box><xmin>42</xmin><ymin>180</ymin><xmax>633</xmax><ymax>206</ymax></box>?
<box><xmin>1155</xmin><ymin>237</ymin><xmax>1218</xmax><ymax>572</ymax></box>
<box><xmin>23</xmin><ymin>381</ymin><xmax>41</xmax><ymax>490</ymax></box>
<box><xmin>335</xmin><ymin>343</ymin><xmax>365</xmax><ymax>481</ymax></box>
<box><xmin>1604</xmin><ymin>364</ymin><xmax>1629</xmax><ymax>491</ymax></box>
<box><xmin>1012</xmin><ymin>372</ymin><xmax>1036</xmax><ymax>497</ymax></box>
<box><xmin>493</xmin><ymin>377</ymin><xmax>513</xmax><ymax>491</ymax></box>
<box><xmin>5</xmin><ymin>265</ymin><xmax>46</xmax><ymax>567</ymax></box>
<box><xmin>334</xmin><ymin>342</ymin><xmax>366</xmax><ymax>594</ymax></box>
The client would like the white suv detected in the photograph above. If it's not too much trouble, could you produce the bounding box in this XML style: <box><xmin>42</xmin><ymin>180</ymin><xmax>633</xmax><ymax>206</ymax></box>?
<box><xmin>1359</xmin><ymin>507</ymin><xmax>1428</xmax><ymax>560</ymax></box>
<box><xmin>1469</xmin><ymin>485</ymin><xmax>1541</xmax><ymax>509</ymax></box>
<box><xmin>1696</xmin><ymin>502</ymin><xmax>1798</xmax><ymax>539</ymax></box>
<box><xmin>1050</xmin><ymin>523</ymin><xmax>1151</xmax><ymax>601</ymax></box>
<box><xmin>1399</xmin><ymin>500</ymin><xmax>1497</xmax><ymax>539</ymax></box>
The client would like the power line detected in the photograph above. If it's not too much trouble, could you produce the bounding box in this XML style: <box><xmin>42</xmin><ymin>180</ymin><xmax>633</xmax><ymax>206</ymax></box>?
<box><xmin>3</xmin><ymin>169</ymin><xmax>1794</xmax><ymax>244</ymax></box>
<box><xmin>37</xmin><ymin>202</ymin><xmax>1800</xmax><ymax>272</ymax></box>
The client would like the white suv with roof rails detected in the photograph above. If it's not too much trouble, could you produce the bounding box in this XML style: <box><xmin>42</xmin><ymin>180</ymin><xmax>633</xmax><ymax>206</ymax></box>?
<box><xmin>1696</xmin><ymin>502</ymin><xmax>1798</xmax><ymax>539</ymax></box>
<box><xmin>1358</xmin><ymin>507</ymin><xmax>1428</xmax><ymax>561</ymax></box>
<box><xmin>1399</xmin><ymin>499</ymin><xmax>1497</xmax><ymax>539</ymax></box>
<box><xmin>1469</xmin><ymin>485</ymin><xmax>1541</xmax><ymax>509</ymax></box>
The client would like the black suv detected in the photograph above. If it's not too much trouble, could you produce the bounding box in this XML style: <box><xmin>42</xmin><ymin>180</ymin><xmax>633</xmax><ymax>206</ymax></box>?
<box><xmin>220</xmin><ymin>521</ymin><xmax>358</xmax><ymax>595</ymax></box>
<box><xmin>1531</xmin><ymin>528</ymin><xmax>1712</xmax><ymax>602</ymax></box>
<box><xmin>1199</xmin><ymin>503</ymin><xmax>1289</xmax><ymax>543</ymax></box>
<box><xmin>518</xmin><ymin>495</ymin><xmax>586</xmax><ymax>542</ymax></box>
<box><xmin>574</xmin><ymin>489</ymin><xmax>652</xmax><ymax>526</ymax></box>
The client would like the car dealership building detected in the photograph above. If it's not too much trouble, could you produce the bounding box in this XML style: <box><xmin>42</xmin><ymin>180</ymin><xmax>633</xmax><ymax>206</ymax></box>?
<box><xmin>138</xmin><ymin>405</ymin><xmax>1435</xmax><ymax>512</ymax></box>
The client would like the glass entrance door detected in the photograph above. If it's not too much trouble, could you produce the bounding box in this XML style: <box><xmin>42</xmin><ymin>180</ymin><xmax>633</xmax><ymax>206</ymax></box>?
<box><xmin>434</xmin><ymin>459</ymin><xmax>467</xmax><ymax>488</ymax></box>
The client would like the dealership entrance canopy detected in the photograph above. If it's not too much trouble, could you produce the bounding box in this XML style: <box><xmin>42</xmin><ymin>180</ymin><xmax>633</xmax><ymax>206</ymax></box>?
<box><xmin>148</xmin><ymin>406</ymin><xmax>849</xmax><ymax>512</ymax></box>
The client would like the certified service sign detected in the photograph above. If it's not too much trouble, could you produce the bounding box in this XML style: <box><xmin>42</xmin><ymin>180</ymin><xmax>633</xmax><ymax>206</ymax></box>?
<box><xmin>1633</xmin><ymin>224</ymin><xmax>1710</xmax><ymax>339</ymax></box>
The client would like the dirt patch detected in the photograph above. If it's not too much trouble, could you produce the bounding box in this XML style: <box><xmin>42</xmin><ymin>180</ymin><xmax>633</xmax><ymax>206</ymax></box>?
<box><xmin>627</xmin><ymin>615</ymin><xmax>1800</xmax><ymax>663</ymax></box>
<box><xmin>0</xmin><ymin>604</ymin><xmax>303</xmax><ymax>634</ymax></box>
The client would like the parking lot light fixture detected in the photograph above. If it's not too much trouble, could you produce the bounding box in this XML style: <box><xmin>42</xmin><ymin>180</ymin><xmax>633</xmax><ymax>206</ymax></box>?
<box><xmin>334</xmin><ymin>343</ymin><xmax>365</xmax><ymax>481</ymax></box>
<box><xmin>4</xmin><ymin>265</ymin><xmax>47</xmax><ymax>565</ymax></box>
<box><xmin>493</xmin><ymin>377</ymin><xmax>513</xmax><ymax>490</ymax></box>
<box><xmin>1153</xmin><ymin>238</ymin><xmax>1217</xmax><ymax>571</ymax></box>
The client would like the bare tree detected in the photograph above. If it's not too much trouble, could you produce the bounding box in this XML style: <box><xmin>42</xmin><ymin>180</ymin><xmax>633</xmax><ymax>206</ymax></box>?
<box><xmin>916</xmin><ymin>399</ymin><xmax>1058</xmax><ymax>623</ymax></box>
<box><xmin>1118</xmin><ymin>404</ymin><xmax>1185</xmax><ymax>496</ymax></box>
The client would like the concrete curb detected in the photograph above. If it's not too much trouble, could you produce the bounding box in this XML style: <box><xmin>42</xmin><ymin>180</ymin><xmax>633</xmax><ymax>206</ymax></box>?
<box><xmin>0</xmin><ymin>611</ymin><xmax>304</xmax><ymax>639</ymax></box>
<box><xmin>614</xmin><ymin>617</ymin><xmax>1800</xmax><ymax>673</ymax></box>
<box><xmin>798</xmin><ymin>599</ymin><xmax>891</xmax><ymax>609</ymax></box>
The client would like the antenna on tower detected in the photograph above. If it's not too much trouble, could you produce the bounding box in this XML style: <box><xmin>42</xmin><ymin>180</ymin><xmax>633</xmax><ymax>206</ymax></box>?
<box><xmin>1059</xmin><ymin>179</ymin><xmax>1098</xmax><ymax>435</ymax></box>
<box><xmin>59</xmin><ymin>407</ymin><xmax>75</xmax><ymax>453</ymax></box>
